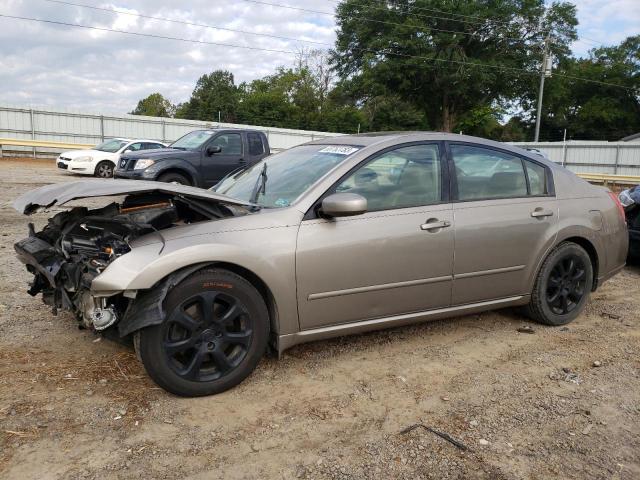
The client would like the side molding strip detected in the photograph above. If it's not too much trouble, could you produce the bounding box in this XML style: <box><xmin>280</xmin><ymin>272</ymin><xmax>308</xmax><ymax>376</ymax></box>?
<box><xmin>307</xmin><ymin>275</ymin><xmax>452</xmax><ymax>301</ymax></box>
<box><xmin>454</xmin><ymin>264</ymin><xmax>525</xmax><ymax>280</ymax></box>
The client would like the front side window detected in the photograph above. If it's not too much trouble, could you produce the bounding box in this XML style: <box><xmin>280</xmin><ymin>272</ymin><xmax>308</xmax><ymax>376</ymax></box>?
<box><xmin>452</xmin><ymin>145</ymin><xmax>527</xmax><ymax>200</ymax></box>
<box><xmin>335</xmin><ymin>144</ymin><xmax>441</xmax><ymax>211</ymax></box>
<box><xmin>209</xmin><ymin>133</ymin><xmax>242</xmax><ymax>155</ymax></box>
<box><xmin>170</xmin><ymin>130</ymin><xmax>216</xmax><ymax>150</ymax></box>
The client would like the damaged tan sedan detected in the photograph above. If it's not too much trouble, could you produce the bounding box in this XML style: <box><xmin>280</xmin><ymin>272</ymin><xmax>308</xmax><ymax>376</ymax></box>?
<box><xmin>14</xmin><ymin>133</ymin><xmax>628</xmax><ymax>396</ymax></box>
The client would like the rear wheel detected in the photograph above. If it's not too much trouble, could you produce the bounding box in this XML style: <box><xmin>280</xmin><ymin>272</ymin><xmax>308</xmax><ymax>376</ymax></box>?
<box><xmin>157</xmin><ymin>172</ymin><xmax>191</xmax><ymax>185</ymax></box>
<box><xmin>526</xmin><ymin>242</ymin><xmax>593</xmax><ymax>326</ymax></box>
<box><xmin>137</xmin><ymin>268</ymin><xmax>269</xmax><ymax>397</ymax></box>
<box><xmin>94</xmin><ymin>161</ymin><xmax>114</xmax><ymax>178</ymax></box>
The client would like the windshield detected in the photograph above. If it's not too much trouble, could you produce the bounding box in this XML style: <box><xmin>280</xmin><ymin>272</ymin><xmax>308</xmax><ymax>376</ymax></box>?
<box><xmin>95</xmin><ymin>139</ymin><xmax>128</xmax><ymax>153</ymax></box>
<box><xmin>214</xmin><ymin>144</ymin><xmax>361</xmax><ymax>207</ymax></box>
<box><xmin>170</xmin><ymin>130</ymin><xmax>216</xmax><ymax>150</ymax></box>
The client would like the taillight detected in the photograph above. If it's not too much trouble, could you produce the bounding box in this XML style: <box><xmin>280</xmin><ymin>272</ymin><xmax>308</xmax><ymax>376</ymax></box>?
<box><xmin>608</xmin><ymin>191</ymin><xmax>626</xmax><ymax>223</ymax></box>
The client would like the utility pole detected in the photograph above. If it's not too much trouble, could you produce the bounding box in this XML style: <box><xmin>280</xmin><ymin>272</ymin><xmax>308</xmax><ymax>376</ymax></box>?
<box><xmin>534</xmin><ymin>36</ymin><xmax>552</xmax><ymax>142</ymax></box>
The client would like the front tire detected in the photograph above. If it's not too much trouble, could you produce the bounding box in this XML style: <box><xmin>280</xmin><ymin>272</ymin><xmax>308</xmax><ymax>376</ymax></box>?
<box><xmin>526</xmin><ymin>242</ymin><xmax>593</xmax><ymax>326</ymax></box>
<box><xmin>157</xmin><ymin>172</ymin><xmax>191</xmax><ymax>185</ymax></box>
<box><xmin>94</xmin><ymin>160</ymin><xmax>115</xmax><ymax>178</ymax></box>
<box><xmin>137</xmin><ymin>268</ymin><xmax>269</xmax><ymax>397</ymax></box>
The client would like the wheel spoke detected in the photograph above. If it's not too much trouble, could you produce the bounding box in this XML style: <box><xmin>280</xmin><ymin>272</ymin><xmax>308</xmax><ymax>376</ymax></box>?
<box><xmin>547</xmin><ymin>288</ymin><xmax>561</xmax><ymax>303</ymax></box>
<box><xmin>560</xmin><ymin>292</ymin><xmax>569</xmax><ymax>313</ymax></box>
<box><xmin>211</xmin><ymin>348</ymin><xmax>232</xmax><ymax>373</ymax></box>
<box><xmin>571</xmin><ymin>268</ymin><xmax>585</xmax><ymax>282</ymax></box>
<box><xmin>224</xmin><ymin>331</ymin><xmax>252</xmax><ymax>346</ymax></box>
<box><xmin>219</xmin><ymin>303</ymin><xmax>242</xmax><ymax>325</ymax></box>
<box><xmin>181</xmin><ymin>347</ymin><xmax>207</xmax><ymax>380</ymax></box>
<box><xmin>164</xmin><ymin>337</ymin><xmax>197</xmax><ymax>356</ymax></box>
<box><xmin>548</xmin><ymin>276</ymin><xmax>562</xmax><ymax>286</ymax></box>
<box><xmin>172</xmin><ymin>311</ymin><xmax>199</xmax><ymax>332</ymax></box>
<box><xmin>197</xmin><ymin>292</ymin><xmax>217</xmax><ymax>326</ymax></box>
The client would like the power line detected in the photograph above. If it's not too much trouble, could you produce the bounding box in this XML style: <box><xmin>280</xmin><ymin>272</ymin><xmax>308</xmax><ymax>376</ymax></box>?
<box><xmin>0</xmin><ymin>13</ymin><xmax>295</xmax><ymax>54</ymax></box>
<box><xmin>0</xmin><ymin>14</ymin><xmax>632</xmax><ymax>90</ymax></box>
<box><xmin>41</xmin><ymin>0</ymin><xmax>333</xmax><ymax>48</ymax></box>
<box><xmin>320</xmin><ymin>0</ymin><xmax>537</xmax><ymax>29</ymax></box>
<box><xmin>239</xmin><ymin>0</ymin><xmax>542</xmax><ymax>44</ymax></box>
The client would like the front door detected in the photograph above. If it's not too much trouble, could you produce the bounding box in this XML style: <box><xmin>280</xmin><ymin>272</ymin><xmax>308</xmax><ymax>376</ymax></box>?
<box><xmin>296</xmin><ymin>143</ymin><xmax>454</xmax><ymax>329</ymax></box>
<box><xmin>202</xmin><ymin>133</ymin><xmax>244</xmax><ymax>186</ymax></box>
<box><xmin>449</xmin><ymin>143</ymin><xmax>558</xmax><ymax>305</ymax></box>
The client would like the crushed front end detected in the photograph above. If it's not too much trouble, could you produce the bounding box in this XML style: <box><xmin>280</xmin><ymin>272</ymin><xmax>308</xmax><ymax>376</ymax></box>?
<box><xmin>13</xmin><ymin>181</ymin><xmax>252</xmax><ymax>334</ymax></box>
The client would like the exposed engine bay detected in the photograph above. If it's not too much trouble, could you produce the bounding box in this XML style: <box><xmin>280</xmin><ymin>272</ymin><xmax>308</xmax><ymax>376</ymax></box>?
<box><xmin>14</xmin><ymin>189</ymin><xmax>249</xmax><ymax>333</ymax></box>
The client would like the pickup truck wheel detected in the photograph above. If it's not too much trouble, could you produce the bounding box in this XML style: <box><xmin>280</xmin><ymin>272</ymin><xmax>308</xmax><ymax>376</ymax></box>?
<box><xmin>94</xmin><ymin>161</ymin><xmax>114</xmax><ymax>178</ymax></box>
<box><xmin>137</xmin><ymin>268</ymin><xmax>269</xmax><ymax>397</ymax></box>
<box><xmin>526</xmin><ymin>242</ymin><xmax>593</xmax><ymax>326</ymax></box>
<box><xmin>157</xmin><ymin>172</ymin><xmax>191</xmax><ymax>185</ymax></box>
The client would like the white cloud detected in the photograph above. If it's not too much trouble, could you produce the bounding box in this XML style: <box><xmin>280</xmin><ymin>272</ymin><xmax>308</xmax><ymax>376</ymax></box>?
<box><xmin>0</xmin><ymin>0</ymin><xmax>637</xmax><ymax>113</ymax></box>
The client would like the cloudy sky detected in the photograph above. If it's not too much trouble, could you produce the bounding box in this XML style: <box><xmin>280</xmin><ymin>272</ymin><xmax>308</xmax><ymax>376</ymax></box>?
<box><xmin>0</xmin><ymin>0</ymin><xmax>638</xmax><ymax>114</ymax></box>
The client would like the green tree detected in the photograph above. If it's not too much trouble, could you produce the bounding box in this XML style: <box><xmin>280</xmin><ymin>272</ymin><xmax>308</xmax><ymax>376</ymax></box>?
<box><xmin>332</xmin><ymin>0</ymin><xmax>577</xmax><ymax>132</ymax></box>
<box><xmin>130</xmin><ymin>93</ymin><xmax>175</xmax><ymax>117</ymax></box>
<box><xmin>175</xmin><ymin>70</ymin><xmax>240</xmax><ymax>122</ymax></box>
<box><xmin>533</xmin><ymin>35</ymin><xmax>640</xmax><ymax>141</ymax></box>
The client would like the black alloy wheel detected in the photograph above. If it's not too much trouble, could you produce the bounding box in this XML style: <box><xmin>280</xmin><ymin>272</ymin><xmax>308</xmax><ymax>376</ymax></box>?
<box><xmin>162</xmin><ymin>291</ymin><xmax>252</xmax><ymax>381</ymax></box>
<box><xmin>526</xmin><ymin>242</ymin><xmax>593</xmax><ymax>326</ymax></box>
<box><xmin>545</xmin><ymin>254</ymin><xmax>587</xmax><ymax>315</ymax></box>
<box><xmin>137</xmin><ymin>268</ymin><xmax>269</xmax><ymax>396</ymax></box>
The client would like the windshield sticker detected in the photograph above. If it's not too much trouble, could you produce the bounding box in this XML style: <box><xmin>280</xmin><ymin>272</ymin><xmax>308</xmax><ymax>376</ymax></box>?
<box><xmin>318</xmin><ymin>146</ymin><xmax>359</xmax><ymax>155</ymax></box>
<box><xmin>274</xmin><ymin>198</ymin><xmax>290</xmax><ymax>207</ymax></box>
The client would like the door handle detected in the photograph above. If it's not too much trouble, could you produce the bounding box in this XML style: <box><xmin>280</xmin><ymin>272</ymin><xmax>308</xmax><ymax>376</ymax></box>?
<box><xmin>420</xmin><ymin>219</ymin><xmax>451</xmax><ymax>231</ymax></box>
<box><xmin>530</xmin><ymin>208</ymin><xmax>554</xmax><ymax>218</ymax></box>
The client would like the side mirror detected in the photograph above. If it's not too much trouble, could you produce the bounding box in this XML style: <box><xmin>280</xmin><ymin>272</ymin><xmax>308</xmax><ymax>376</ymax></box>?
<box><xmin>123</xmin><ymin>148</ymin><xmax>132</xmax><ymax>153</ymax></box>
<box><xmin>321</xmin><ymin>193</ymin><xmax>367</xmax><ymax>218</ymax></box>
<box><xmin>206</xmin><ymin>145</ymin><xmax>222</xmax><ymax>156</ymax></box>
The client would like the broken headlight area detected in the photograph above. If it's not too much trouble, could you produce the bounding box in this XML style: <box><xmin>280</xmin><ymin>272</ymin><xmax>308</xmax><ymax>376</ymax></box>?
<box><xmin>14</xmin><ymin>192</ymin><xmax>244</xmax><ymax>332</ymax></box>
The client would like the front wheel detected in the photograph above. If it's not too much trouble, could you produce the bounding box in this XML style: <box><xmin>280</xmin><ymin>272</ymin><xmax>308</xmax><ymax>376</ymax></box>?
<box><xmin>137</xmin><ymin>268</ymin><xmax>269</xmax><ymax>396</ymax></box>
<box><xmin>526</xmin><ymin>242</ymin><xmax>593</xmax><ymax>326</ymax></box>
<box><xmin>157</xmin><ymin>172</ymin><xmax>191</xmax><ymax>185</ymax></box>
<box><xmin>94</xmin><ymin>161</ymin><xmax>115</xmax><ymax>178</ymax></box>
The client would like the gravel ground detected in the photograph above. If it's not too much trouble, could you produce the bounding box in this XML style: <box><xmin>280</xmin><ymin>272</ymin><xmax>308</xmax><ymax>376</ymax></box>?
<box><xmin>0</xmin><ymin>158</ymin><xmax>639</xmax><ymax>480</ymax></box>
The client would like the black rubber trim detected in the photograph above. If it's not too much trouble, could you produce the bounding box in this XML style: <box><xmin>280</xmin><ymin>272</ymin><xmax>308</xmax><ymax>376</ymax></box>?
<box><xmin>117</xmin><ymin>263</ymin><xmax>210</xmax><ymax>337</ymax></box>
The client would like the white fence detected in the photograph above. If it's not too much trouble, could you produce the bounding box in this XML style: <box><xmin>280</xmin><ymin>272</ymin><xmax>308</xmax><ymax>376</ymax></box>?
<box><xmin>2</xmin><ymin>104</ymin><xmax>640</xmax><ymax>176</ymax></box>
<box><xmin>511</xmin><ymin>141</ymin><xmax>640</xmax><ymax>176</ymax></box>
<box><xmin>0</xmin><ymin>104</ymin><xmax>341</xmax><ymax>157</ymax></box>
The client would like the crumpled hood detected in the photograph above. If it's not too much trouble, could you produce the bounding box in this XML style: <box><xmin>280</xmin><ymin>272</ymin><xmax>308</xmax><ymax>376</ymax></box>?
<box><xmin>13</xmin><ymin>179</ymin><xmax>255</xmax><ymax>214</ymax></box>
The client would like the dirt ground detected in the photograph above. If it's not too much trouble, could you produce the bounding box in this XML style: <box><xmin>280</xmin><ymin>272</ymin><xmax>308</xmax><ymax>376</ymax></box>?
<box><xmin>0</xmin><ymin>158</ymin><xmax>639</xmax><ymax>480</ymax></box>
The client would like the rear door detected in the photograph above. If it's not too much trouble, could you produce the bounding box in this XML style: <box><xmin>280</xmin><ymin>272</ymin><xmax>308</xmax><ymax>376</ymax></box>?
<box><xmin>296</xmin><ymin>142</ymin><xmax>454</xmax><ymax>329</ymax></box>
<box><xmin>448</xmin><ymin>142</ymin><xmax>558</xmax><ymax>305</ymax></box>
<box><xmin>201</xmin><ymin>132</ymin><xmax>245</xmax><ymax>186</ymax></box>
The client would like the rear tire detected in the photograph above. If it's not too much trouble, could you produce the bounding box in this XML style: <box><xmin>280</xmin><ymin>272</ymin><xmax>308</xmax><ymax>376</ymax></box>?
<box><xmin>157</xmin><ymin>172</ymin><xmax>191</xmax><ymax>185</ymax></box>
<box><xmin>137</xmin><ymin>268</ymin><xmax>269</xmax><ymax>397</ymax></box>
<box><xmin>94</xmin><ymin>161</ymin><xmax>114</xmax><ymax>178</ymax></box>
<box><xmin>526</xmin><ymin>242</ymin><xmax>593</xmax><ymax>326</ymax></box>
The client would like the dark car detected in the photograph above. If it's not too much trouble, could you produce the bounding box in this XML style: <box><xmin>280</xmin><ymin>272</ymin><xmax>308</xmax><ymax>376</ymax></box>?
<box><xmin>114</xmin><ymin>129</ymin><xmax>270</xmax><ymax>187</ymax></box>
<box><xmin>619</xmin><ymin>186</ymin><xmax>640</xmax><ymax>260</ymax></box>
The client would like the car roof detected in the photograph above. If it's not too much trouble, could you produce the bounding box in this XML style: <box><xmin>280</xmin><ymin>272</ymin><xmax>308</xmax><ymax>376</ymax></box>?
<box><xmin>305</xmin><ymin>131</ymin><xmax>557</xmax><ymax>168</ymax></box>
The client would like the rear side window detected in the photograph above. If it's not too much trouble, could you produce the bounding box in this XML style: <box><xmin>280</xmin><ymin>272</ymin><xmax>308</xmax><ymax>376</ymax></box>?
<box><xmin>452</xmin><ymin>145</ymin><xmax>528</xmax><ymax>200</ymax></box>
<box><xmin>525</xmin><ymin>161</ymin><xmax>547</xmax><ymax>195</ymax></box>
<box><xmin>248</xmin><ymin>133</ymin><xmax>264</xmax><ymax>156</ymax></box>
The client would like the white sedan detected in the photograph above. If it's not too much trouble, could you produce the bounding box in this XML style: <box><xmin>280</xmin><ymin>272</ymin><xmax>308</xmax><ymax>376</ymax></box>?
<box><xmin>56</xmin><ymin>138</ymin><xmax>167</xmax><ymax>178</ymax></box>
